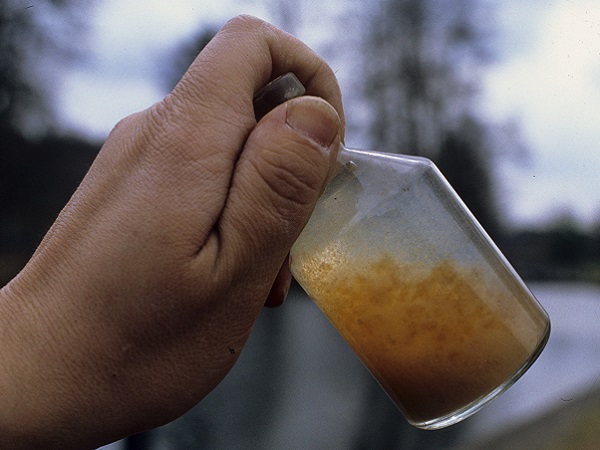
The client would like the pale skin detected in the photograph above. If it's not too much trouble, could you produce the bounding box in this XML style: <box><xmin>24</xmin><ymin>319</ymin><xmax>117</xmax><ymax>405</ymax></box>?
<box><xmin>0</xmin><ymin>16</ymin><xmax>344</xmax><ymax>449</ymax></box>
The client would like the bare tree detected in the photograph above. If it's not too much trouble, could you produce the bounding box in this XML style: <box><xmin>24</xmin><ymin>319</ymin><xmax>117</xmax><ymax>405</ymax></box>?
<box><xmin>0</xmin><ymin>0</ymin><xmax>92</xmax><ymax>136</ymax></box>
<box><xmin>360</xmin><ymin>0</ymin><xmax>502</xmax><ymax>234</ymax></box>
<box><xmin>360</xmin><ymin>0</ymin><xmax>493</xmax><ymax>157</ymax></box>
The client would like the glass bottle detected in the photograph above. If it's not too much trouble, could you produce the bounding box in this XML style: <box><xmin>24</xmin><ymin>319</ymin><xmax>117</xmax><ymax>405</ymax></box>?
<box><xmin>255</xmin><ymin>73</ymin><xmax>550</xmax><ymax>429</ymax></box>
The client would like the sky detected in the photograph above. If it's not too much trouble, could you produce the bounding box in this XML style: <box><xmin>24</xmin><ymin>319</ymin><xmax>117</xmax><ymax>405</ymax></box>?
<box><xmin>54</xmin><ymin>0</ymin><xmax>600</xmax><ymax>229</ymax></box>
<box><xmin>481</xmin><ymin>0</ymin><xmax>600</xmax><ymax>228</ymax></box>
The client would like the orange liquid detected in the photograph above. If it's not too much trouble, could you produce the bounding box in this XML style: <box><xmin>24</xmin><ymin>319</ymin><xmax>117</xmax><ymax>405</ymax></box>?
<box><xmin>296</xmin><ymin>253</ymin><xmax>534</xmax><ymax>424</ymax></box>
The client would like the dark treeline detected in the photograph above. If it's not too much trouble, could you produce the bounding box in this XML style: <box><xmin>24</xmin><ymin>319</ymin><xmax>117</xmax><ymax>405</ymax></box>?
<box><xmin>501</xmin><ymin>223</ymin><xmax>600</xmax><ymax>283</ymax></box>
<box><xmin>0</xmin><ymin>128</ymin><xmax>99</xmax><ymax>284</ymax></box>
<box><xmin>0</xmin><ymin>0</ymin><xmax>99</xmax><ymax>284</ymax></box>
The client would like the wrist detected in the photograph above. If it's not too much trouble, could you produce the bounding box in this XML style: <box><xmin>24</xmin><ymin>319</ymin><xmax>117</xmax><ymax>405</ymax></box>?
<box><xmin>0</xmin><ymin>274</ymin><xmax>104</xmax><ymax>448</ymax></box>
<box><xmin>0</xmin><ymin>281</ymin><xmax>42</xmax><ymax>445</ymax></box>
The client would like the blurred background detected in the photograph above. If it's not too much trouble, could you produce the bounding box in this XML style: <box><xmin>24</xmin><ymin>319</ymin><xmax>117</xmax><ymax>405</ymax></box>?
<box><xmin>1</xmin><ymin>0</ymin><xmax>599</xmax><ymax>448</ymax></box>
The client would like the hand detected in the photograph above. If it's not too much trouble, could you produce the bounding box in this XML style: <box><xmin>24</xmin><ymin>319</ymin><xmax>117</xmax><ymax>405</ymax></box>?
<box><xmin>0</xmin><ymin>15</ymin><xmax>344</xmax><ymax>448</ymax></box>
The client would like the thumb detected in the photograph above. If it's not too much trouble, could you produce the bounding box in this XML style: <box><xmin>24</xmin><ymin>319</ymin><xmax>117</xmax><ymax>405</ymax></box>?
<box><xmin>217</xmin><ymin>95</ymin><xmax>342</xmax><ymax>285</ymax></box>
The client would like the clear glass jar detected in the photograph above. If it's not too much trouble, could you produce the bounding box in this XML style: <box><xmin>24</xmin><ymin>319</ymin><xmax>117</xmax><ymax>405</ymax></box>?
<box><xmin>290</xmin><ymin>146</ymin><xmax>550</xmax><ymax>429</ymax></box>
<box><xmin>254</xmin><ymin>73</ymin><xmax>550</xmax><ymax>430</ymax></box>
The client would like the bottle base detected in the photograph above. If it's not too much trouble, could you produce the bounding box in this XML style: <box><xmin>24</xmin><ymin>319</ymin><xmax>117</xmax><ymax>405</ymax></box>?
<box><xmin>410</xmin><ymin>320</ymin><xmax>551</xmax><ymax>430</ymax></box>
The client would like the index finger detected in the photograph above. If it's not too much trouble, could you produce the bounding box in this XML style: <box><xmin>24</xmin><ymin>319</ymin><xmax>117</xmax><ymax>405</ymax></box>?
<box><xmin>171</xmin><ymin>15</ymin><xmax>345</xmax><ymax>136</ymax></box>
<box><xmin>119</xmin><ymin>16</ymin><xmax>345</xmax><ymax>253</ymax></box>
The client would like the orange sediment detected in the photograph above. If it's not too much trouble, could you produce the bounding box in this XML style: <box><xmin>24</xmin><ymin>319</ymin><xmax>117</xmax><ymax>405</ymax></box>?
<box><xmin>295</xmin><ymin>252</ymin><xmax>534</xmax><ymax>424</ymax></box>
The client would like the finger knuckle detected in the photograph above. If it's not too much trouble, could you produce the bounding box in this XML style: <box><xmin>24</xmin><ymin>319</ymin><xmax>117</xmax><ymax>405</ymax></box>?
<box><xmin>255</xmin><ymin>144</ymin><xmax>324</xmax><ymax>211</ymax></box>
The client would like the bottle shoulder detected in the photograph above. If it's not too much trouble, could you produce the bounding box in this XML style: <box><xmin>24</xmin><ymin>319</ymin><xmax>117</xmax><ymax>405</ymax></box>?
<box><xmin>340</xmin><ymin>147</ymin><xmax>438</xmax><ymax>176</ymax></box>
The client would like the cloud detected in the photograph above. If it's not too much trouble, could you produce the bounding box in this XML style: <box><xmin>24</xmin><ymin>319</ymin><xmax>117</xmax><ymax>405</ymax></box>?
<box><xmin>483</xmin><ymin>1</ymin><xmax>600</xmax><ymax>226</ymax></box>
<box><xmin>58</xmin><ymin>69</ymin><xmax>162</xmax><ymax>139</ymax></box>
